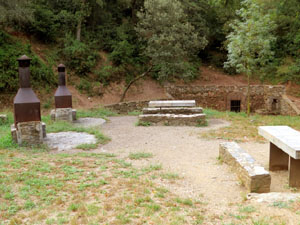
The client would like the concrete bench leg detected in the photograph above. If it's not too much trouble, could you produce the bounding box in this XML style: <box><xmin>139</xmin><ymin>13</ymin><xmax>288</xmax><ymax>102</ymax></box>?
<box><xmin>269</xmin><ymin>143</ymin><xmax>289</xmax><ymax>171</ymax></box>
<box><xmin>289</xmin><ymin>157</ymin><xmax>300</xmax><ymax>187</ymax></box>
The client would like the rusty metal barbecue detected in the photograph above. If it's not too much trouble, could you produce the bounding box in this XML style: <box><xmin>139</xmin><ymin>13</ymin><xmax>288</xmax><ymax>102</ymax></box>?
<box><xmin>13</xmin><ymin>55</ymin><xmax>41</xmax><ymax>127</ymax></box>
<box><xmin>54</xmin><ymin>64</ymin><xmax>72</xmax><ymax>109</ymax></box>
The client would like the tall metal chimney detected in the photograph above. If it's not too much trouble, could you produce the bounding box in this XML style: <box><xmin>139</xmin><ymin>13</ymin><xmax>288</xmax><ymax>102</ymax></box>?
<box><xmin>54</xmin><ymin>64</ymin><xmax>72</xmax><ymax>108</ymax></box>
<box><xmin>13</xmin><ymin>55</ymin><xmax>41</xmax><ymax>127</ymax></box>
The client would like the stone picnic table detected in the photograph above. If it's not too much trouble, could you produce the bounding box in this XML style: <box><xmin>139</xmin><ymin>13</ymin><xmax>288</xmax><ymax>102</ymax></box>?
<box><xmin>258</xmin><ymin>126</ymin><xmax>300</xmax><ymax>187</ymax></box>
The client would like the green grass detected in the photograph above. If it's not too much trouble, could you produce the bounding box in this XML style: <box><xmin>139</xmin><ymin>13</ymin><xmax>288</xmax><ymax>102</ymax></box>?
<box><xmin>76</xmin><ymin>107</ymin><xmax>117</xmax><ymax>119</ymax></box>
<box><xmin>0</xmin><ymin>108</ymin><xmax>112</xmax><ymax>150</ymax></box>
<box><xmin>0</xmin><ymin>150</ymin><xmax>205</xmax><ymax>224</ymax></box>
<box><xmin>128</xmin><ymin>110</ymin><xmax>142</xmax><ymax>116</ymax></box>
<box><xmin>202</xmin><ymin>108</ymin><xmax>300</xmax><ymax>142</ymax></box>
<box><xmin>136</xmin><ymin>120</ymin><xmax>152</xmax><ymax>126</ymax></box>
<box><xmin>129</xmin><ymin>152</ymin><xmax>153</xmax><ymax>160</ymax></box>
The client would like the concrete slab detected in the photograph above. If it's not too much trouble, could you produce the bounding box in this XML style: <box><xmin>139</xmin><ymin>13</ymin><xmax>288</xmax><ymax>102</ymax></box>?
<box><xmin>259</xmin><ymin>126</ymin><xmax>300</xmax><ymax>159</ymax></box>
<box><xmin>148</xmin><ymin>100</ymin><xmax>196</xmax><ymax>108</ymax></box>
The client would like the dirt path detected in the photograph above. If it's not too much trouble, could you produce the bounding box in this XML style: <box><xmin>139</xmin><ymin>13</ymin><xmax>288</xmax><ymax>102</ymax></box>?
<box><xmin>90</xmin><ymin>116</ymin><xmax>300</xmax><ymax>224</ymax></box>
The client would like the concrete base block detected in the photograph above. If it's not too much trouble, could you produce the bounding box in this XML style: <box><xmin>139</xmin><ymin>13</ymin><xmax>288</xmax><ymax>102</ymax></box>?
<box><xmin>11</xmin><ymin>121</ymin><xmax>44</xmax><ymax>146</ymax></box>
<box><xmin>139</xmin><ymin>113</ymin><xmax>206</xmax><ymax>126</ymax></box>
<box><xmin>219</xmin><ymin>142</ymin><xmax>271</xmax><ymax>193</ymax></box>
<box><xmin>51</xmin><ymin>108</ymin><xmax>75</xmax><ymax>122</ymax></box>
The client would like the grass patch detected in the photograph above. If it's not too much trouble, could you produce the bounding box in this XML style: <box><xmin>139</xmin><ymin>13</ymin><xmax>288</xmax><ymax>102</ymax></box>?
<box><xmin>202</xmin><ymin>108</ymin><xmax>300</xmax><ymax>142</ymax></box>
<box><xmin>0</xmin><ymin>150</ymin><xmax>204</xmax><ymax>224</ymax></box>
<box><xmin>128</xmin><ymin>110</ymin><xmax>142</xmax><ymax>116</ymax></box>
<box><xmin>76</xmin><ymin>107</ymin><xmax>117</xmax><ymax>119</ymax></box>
<box><xmin>129</xmin><ymin>152</ymin><xmax>153</xmax><ymax>160</ymax></box>
<box><xmin>161</xmin><ymin>172</ymin><xmax>180</xmax><ymax>180</ymax></box>
<box><xmin>136</xmin><ymin>120</ymin><xmax>152</xmax><ymax>127</ymax></box>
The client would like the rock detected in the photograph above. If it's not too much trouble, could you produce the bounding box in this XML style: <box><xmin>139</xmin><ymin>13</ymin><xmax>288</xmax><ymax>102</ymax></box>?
<box><xmin>44</xmin><ymin>131</ymin><xmax>97</xmax><ymax>151</ymax></box>
<box><xmin>248</xmin><ymin>192</ymin><xmax>300</xmax><ymax>203</ymax></box>
<box><xmin>0</xmin><ymin>114</ymin><xmax>7</xmax><ymax>123</ymax></box>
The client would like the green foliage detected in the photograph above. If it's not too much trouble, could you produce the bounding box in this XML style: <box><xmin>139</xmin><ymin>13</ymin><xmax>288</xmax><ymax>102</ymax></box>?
<box><xmin>225</xmin><ymin>0</ymin><xmax>276</xmax><ymax>77</ymax></box>
<box><xmin>0</xmin><ymin>30</ymin><xmax>55</xmax><ymax>92</ymax></box>
<box><xmin>137</xmin><ymin>0</ymin><xmax>207</xmax><ymax>81</ymax></box>
<box><xmin>60</xmin><ymin>34</ymin><xmax>98</xmax><ymax>76</ymax></box>
<box><xmin>29</xmin><ymin>4</ymin><xmax>59</xmax><ymax>42</ymax></box>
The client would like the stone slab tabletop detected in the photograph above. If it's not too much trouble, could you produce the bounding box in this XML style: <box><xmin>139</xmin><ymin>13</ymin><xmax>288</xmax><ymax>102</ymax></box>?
<box><xmin>148</xmin><ymin>100</ymin><xmax>196</xmax><ymax>108</ymax></box>
<box><xmin>258</xmin><ymin>126</ymin><xmax>300</xmax><ymax>159</ymax></box>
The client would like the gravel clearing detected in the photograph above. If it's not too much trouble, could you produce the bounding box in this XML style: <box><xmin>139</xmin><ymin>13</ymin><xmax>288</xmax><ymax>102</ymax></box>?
<box><xmin>91</xmin><ymin>116</ymin><xmax>299</xmax><ymax>221</ymax></box>
<box><xmin>45</xmin><ymin>131</ymin><xmax>97</xmax><ymax>151</ymax></box>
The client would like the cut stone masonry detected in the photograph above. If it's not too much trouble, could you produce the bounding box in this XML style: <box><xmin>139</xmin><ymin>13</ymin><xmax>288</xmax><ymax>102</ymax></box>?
<box><xmin>219</xmin><ymin>142</ymin><xmax>271</xmax><ymax>193</ymax></box>
<box><xmin>139</xmin><ymin>100</ymin><xmax>206</xmax><ymax>126</ymax></box>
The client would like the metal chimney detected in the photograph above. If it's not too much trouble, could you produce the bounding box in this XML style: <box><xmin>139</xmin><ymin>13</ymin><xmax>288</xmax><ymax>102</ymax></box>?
<box><xmin>13</xmin><ymin>55</ymin><xmax>41</xmax><ymax>127</ymax></box>
<box><xmin>54</xmin><ymin>64</ymin><xmax>72</xmax><ymax>108</ymax></box>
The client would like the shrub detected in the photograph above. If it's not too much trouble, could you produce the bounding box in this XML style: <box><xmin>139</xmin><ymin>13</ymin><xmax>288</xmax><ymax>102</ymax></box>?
<box><xmin>60</xmin><ymin>34</ymin><xmax>98</xmax><ymax>77</ymax></box>
<box><xmin>0</xmin><ymin>31</ymin><xmax>55</xmax><ymax>92</ymax></box>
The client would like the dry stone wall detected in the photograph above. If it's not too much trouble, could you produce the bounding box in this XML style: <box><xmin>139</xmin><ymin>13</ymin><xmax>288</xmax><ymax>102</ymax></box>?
<box><xmin>165</xmin><ymin>85</ymin><xmax>298</xmax><ymax>116</ymax></box>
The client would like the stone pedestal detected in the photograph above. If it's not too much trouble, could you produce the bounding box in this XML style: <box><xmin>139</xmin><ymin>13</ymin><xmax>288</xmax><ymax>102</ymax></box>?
<box><xmin>51</xmin><ymin>108</ymin><xmax>77</xmax><ymax>122</ymax></box>
<box><xmin>11</xmin><ymin>121</ymin><xmax>46</xmax><ymax>145</ymax></box>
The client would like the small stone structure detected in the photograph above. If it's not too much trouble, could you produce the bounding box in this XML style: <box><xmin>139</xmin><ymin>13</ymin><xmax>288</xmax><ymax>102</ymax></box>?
<box><xmin>139</xmin><ymin>100</ymin><xmax>206</xmax><ymax>126</ymax></box>
<box><xmin>219</xmin><ymin>142</ymin><xmax>271</xmax><ymax>193</ymax></box>
<box><xmin>51</xmin><ymin>64</ymin><xmax>77</xmax><ymax>122</ymax></box>
<box><xmin>11</xmin><ymin>55</ymin><xmax>45</xmax><ymax>145</ymax></box>
<box><xmin>166</xmin><ymin>85</ymin><xmax>299</xmax><ymax>116</ymax></box>
<box><xmin>0</xmin><ymin>114</ymin><xmax>7</xmax><ymax>123</ymax></box>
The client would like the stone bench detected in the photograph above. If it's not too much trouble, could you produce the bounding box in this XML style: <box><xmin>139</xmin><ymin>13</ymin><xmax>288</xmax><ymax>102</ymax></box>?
<box><xmin>139</xmin><ymin>114</ymin><xmax>206</xmax><ymax>126</ymax></box>
<box><xmin>219</xmin><ymin>142</ymin><xmax>271</xmax><ymax>193</ymax></box>
<box><xmin>142</xmin><ymin>107</ymin><xmax>203</xmax><ymax>115</ymax></box>
<box><xmin>148</xmin><ymin>100</ymin><xmax>196</xmax><ymax>108</ymax></box>
<box><xmin>259</xmin><ymin>126</ymin><xmax>300</xmax><ymax>187</ymax></box>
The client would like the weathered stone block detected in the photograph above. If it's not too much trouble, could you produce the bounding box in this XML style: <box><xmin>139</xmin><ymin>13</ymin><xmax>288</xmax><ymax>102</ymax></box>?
<box><xmin>148</xmin><ymin>100</ymin><xmax>196</xmax><ymax>108</ymax></box>
<box><xmin>51</xmin><ymin>108</ymin><xmax>73</xmax><ymax>122</ymax></box>
<box><xmin>13</xmin><ymin>121</ymin><xmax>44</xmax><ymax>146</ymax></box>
<box><xmin>139</xmin><ymin>113</ymin><xmax>206</xmax><ymax>126</ymax></box>
<box><xmin>219</xmin><ymin>142</ymin><xmax>271</xmax><ymax>193</ymax></box>
<box><xmin>0</xmin><ymin>114</ymin><xmax>7</xmax><ymax>123</ymax></box>
<box><xmin>143</xmin><ymin>107</ymin><xmax>203</xmax><ymax>115</ymax></box>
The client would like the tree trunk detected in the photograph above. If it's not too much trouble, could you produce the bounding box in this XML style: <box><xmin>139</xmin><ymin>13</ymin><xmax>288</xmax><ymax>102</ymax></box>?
<box><xmin>76</xmin><ymin>19</ymin><xmax>82</xmax><ymax>41</ymax></box>
<box><xmin>247</xmin><ymin>73</ymin><xmax>251</xmax><ymax>116</ymax></box>
<box><xmin>120</xmin><ymin>66</ymin><xmax>153</xmax><ymax>103</ymax></box>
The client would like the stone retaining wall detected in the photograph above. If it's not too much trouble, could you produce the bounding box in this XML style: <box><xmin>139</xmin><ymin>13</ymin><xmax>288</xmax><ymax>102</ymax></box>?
<box><xmin>166</xmin><ymin>85</ymin><xmax>298</xmax><ymax>115</ymax></box>
<box><xmin>219</xmin><ymin>142</ymin><xmax>271</xmax><ymax>193</ymax></box>
<box><xmin>105</xmin><ymin>101</ymin><xmax>153</xmax><ymax>114</ymax></box>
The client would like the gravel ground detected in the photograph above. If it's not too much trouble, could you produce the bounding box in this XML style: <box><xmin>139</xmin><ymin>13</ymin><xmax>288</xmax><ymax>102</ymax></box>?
<box><xmin>82</xmin><ymin>116</ymin><xmax>299</xmax><ymax>223</ymax></box>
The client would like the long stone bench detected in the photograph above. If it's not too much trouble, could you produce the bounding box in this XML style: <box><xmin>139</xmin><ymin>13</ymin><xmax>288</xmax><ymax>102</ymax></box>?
<box><xmin>219</xmin><ymin>142</ymin><xmax>271</xmax><ymax>193</ymax></box>
<box><xmin>142</xmin><ymin>107</ymin><xmax>203</xmax><ymax>115</ymax></box>
<box><xmin>148</xmin><ymin>100</ymin><xmax>196</xmax><ymax>108</ymax></box>
<box><xmin>259</xmin><ymin>126</ymin><xmax>300</xmax><ymax>187</ymax></box>
<box><xmin>139</xmin><ymin>113</ymin><xmax>206</xmax><ymax>126</ymax></box>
